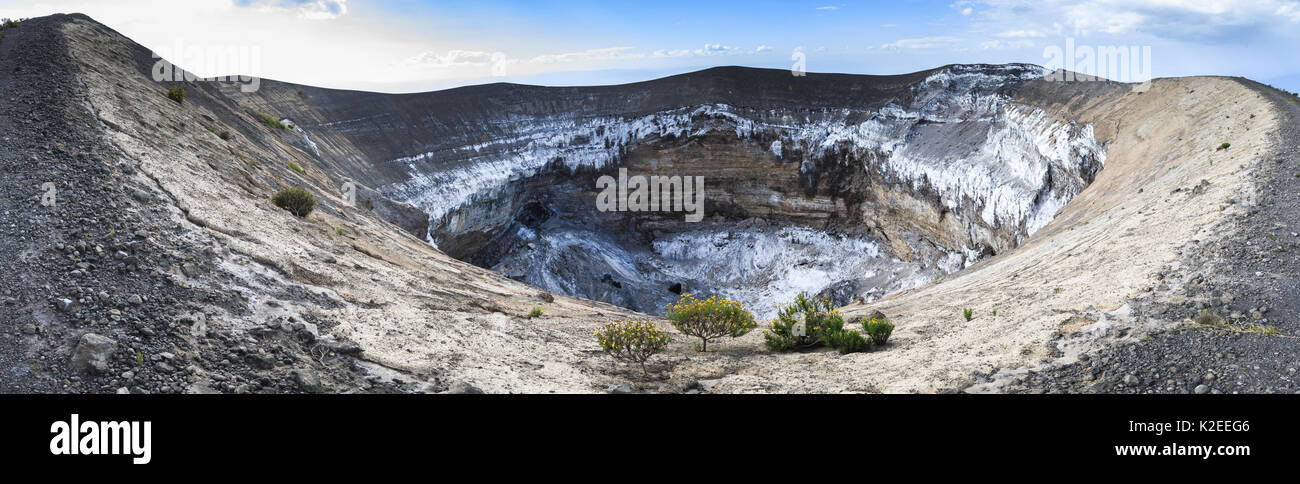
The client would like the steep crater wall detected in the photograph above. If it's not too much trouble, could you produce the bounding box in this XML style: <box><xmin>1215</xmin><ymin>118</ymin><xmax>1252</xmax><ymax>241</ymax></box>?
<box><xmin>382</xmin><ymin>65</ymin><xmax>1107</xmax><ymax>316</ymax></box>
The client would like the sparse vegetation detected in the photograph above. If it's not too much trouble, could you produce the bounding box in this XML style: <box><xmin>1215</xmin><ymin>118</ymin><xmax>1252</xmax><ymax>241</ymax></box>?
<box><xmin>256</xmin><ymin>112</ymin><xmax>288</xmax><ymax>130</ymax></box>
<box><xmin>218</xmin><ymin>130</ymin><xmax>231</xmax><ymax>141</ymax></box>
<box><xmin>594</xmin><ymin>320</ymin><xmax>671</xmax><ymax>375</ymax></box>
<box><xmin>0</xmin><ymin>17</ymin><xmax>23</xmax><ymax>30</ymax></box>
<box><xmin>166</xmin><ymin>85</ymin><xmax>185</xmax><ymax>103</ymax></box>
<box><xmin>1191</xmin><ymin>310</ymin><xmax>1279</xmax><ymax>336</ymax></box>
<box><xmin>1244</xmin><ymin>323</ymin><xmax>1279</xmax><ymax>336</ymax></box>
<box><xmin>763</xmin><ymin>293</ymin><xmax>886</xmax><ymax>354</ymax></box>
<box><xmin>287</xmin><ymin>161</ymin><xmax>305</xmax><ymax>174</ymax></box>
<box><xmin>763</xmin><ymin>292</ymin><xmax>841</xmax><ymax>351</ymax></box>
<box><xmin>1217</xmin><ymin>142</ymin><xmax>1231</xmax><ymax>151</ymax></box>
<box><xmin>528</xmin><ymin>306</ymin><xmax>544</xmax><ymax>319</ymax></box>
<box><xmin>666</xmin><ymin>293</ymin><xmax>755</xmax><ymax>351</ymax></box>
<box><xmin>821</xmin><ymin>326</ymin><xmax>870</xmax><ymax>354</ymax></box>
<box><xmin>335</xmin><ymin>227</ymin><xmax>346</xmax><ymax>236</ymax></box>
<box><xmin>271</xmin><ymin>187</ymin><xmax>315</xmax><ymax>217</ymax></box>
<box><xmin>863</xmin><ymin>315</ymin><xmax>894</xmax><ymax>346</ymax></box>
<box><xmin>1194</xmin><ymin>310</ymin><xmax>1225</xmax><ymax>326</ymax></box>
<box><xmin>962</xmin><ymin>307</ymin><xmax>974</xmax><ymax>321</ymax></box>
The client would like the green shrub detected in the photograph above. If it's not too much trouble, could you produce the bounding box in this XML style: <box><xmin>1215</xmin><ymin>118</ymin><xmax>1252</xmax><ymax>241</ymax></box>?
<box><xmin>287</xmin><ymin>161</ymin><xmax>305</xmax><ymax>174</ymax></box>
<box><xmin>218</xmin><ymin>130</ymin><xmax>231</xmax><ymax>141</ymax></box>
<box><xmin>863</xmin><ymin>315</ymin><xmax>894</xmax><ymax>346</ymax></box>
<box><xmin>528</xmin><ymin>306</ymin><xmax>544</xmax><ymax>319</ymax></box>
<box><xmin>335</xmin><ymin>227</ymin><xmax>346</xmax><ymax>236</ymax></box>
<box><xmin>763</xmin><ymin>292</ymin><xmax>873</xmax><ymax>353</ymax></box>
<box><xmin>665</xmin><ymin>294</ymin><xmax>755</xmax><ymax>351</ymax></box>
<box><xmin>256</xmin><ymin>112</ymin><xmax>287</xmax><ymax>130</ymax></box>
<box><xmin>1217</xmin><ymin>142</ymin><xmax>1231</xmax><ymax>151</ymax></box>
<box><xmin>822</xmin><ymin>327</ymin><xmax>871</xmax><ymax>354</ymax></box>
<box><xmin>594</xmin><ymin>320</ymin><xmax>671</xmax><ymax>375</ymax></box>
<box><xmin>962</xmin><ymin>308</ymin><xmax>974</xmax><ymax>321</ymax></box>
<box><xmin>166</xmin><ymin>85</ymin><xmax>185</xmax><ymax>103</ymax></box>
<box><xmin>271</xmin><ymin>187</ymin><xmax>315</xmax><ymax>217</ymax></box>
<box><xmin>0</xmin><ymin>17</ymin><xmax>23</xmax><ymax>30</ymax></box>
<box><xmin>763</xmin><ymin>292</ymin><xmax>839</xmax><ymax>351</ymax></box>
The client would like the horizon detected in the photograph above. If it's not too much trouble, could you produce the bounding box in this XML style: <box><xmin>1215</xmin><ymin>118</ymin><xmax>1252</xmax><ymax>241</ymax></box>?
<box><xmin>2</xmin><ymin>1</ymin><xmax>1298</xmax><ymax>94</ymax></box>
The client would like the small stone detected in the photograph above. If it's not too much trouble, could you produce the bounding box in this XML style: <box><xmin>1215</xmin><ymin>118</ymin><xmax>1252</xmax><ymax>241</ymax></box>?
<box><xmin>71</xmin><ymin>333</ymin><xmax>117</xmax><ymax>374</ymax></box>
<box><xmin>116</xmin><ymin>387</ymin><xmax>130</xmax><ymax>394</ymax></box>
<box><xmin>1123</xmin><ymin>374</ymin><xmax>1139</xmax><ymax>386</ymax></box>
<box><xmin>245</xmin><ymin>353</ymin><xmax>275</xmax><ymax>369</ymax></box>
<box><xmin>291</xmin><ymin>369</ymin><xmax>322</xmax><ymax>393</ymax></box>
<box><xmin>447</xmin><ymin>380</ymin><xmax>484</xmax><ymax>394</ymax></box>
<box><xmin>607</xmin><ymin>384</ymin><xmax>633</xmax><ymax>394</ymax></box>
<box><xmin>21</xmin><ymin>324</ymin><xmax>36</xmax><ymax>335</ymax></box>
<box><xmin>1194</xmin><ymin>384</ymin><xmax>1211</xmax><ymax>395</ymax></box>
<box><xmin>127</xmin><ymin>295</ymin><xmax>143</xmax><ymax>305</ymax></box>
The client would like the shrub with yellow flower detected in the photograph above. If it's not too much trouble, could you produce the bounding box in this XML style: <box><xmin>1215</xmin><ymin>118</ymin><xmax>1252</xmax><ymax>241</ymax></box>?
<box><xmin>861</xmin><ymin>314</ymin><xmax>894</xmax><ymax>346</ymax></box>
<box><xmin>664</xmin><ymin>294</ymin><xmax>755</xmax><ymax>352</ymax></box>
<box><xmin>594</xmin><ymin>320</ymin><xmax>671</xmax><ymax>375</ymax></box>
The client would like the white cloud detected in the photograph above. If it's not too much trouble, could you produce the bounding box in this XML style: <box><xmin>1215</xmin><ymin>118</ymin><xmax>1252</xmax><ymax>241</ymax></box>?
<box><xmin>530</xmin><ymin>47</ymin><xmax>642</xmax><ymax>64</ymax></box>
<box><xmin>406</xmin><ymin>50</ymin><xmax>502</xmax><ymax>68</ymax></box>
<box><xmin>406</xmin><ymin>46</ymin><xmax>649</xmax><ymax>72</ymax></box>
<box><xmin>996</xmin><ymin>29</ymin><xmax>1046</xmax><ymax>38</ymax></box>
<box><xmin>816</xmin><ymin>6</ymin><xmax>840</xmax><ymax>11</ymax></box>
<box><xmin>979</xmin><ymin>39</ymin><xmax>1036</xmax><ymax>50</ymax></box>
<box><xmin>651</xmin><ymin>43</ymin><xmax>769</xmax><ymax>58</ymax></box>
<box><xmin>1275</xmin><ymin>2</ymin><xmax>1300</xmax><ymax>21</ymax></box>
<box><xmin>405</xmin><ymin>42</ymin><xmax>770</xmax><ymax>74</ymax></box>
<box><xmin>698</xmin><ymin>43</ymin><xmax>737</xmax><ymax>54</ymax></box>
<box><xmin>971</xmin><ymin>0</ymin><xmax>1300</xmax><ymax>38</ymax></box>
<box><xmin>881</xmin><ymin>36</ymin><xmax>965</xmax><ymax>50</ymax></box>
<box><xmin>652</xmin><ymin>49</ymin><xmax>693</xmax><ymax>58</ymax></box>
<box><xmin>235</xmin><ymin>0</ymin><xmax>349</xmax><ymax>20</ymax></box>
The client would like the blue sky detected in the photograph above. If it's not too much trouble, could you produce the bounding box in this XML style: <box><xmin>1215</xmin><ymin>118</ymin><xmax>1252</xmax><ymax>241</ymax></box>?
<box><xmin>5</xmin><ymin>0</ymin><xmax>1300</xmax><ymax>92</ymax></box>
